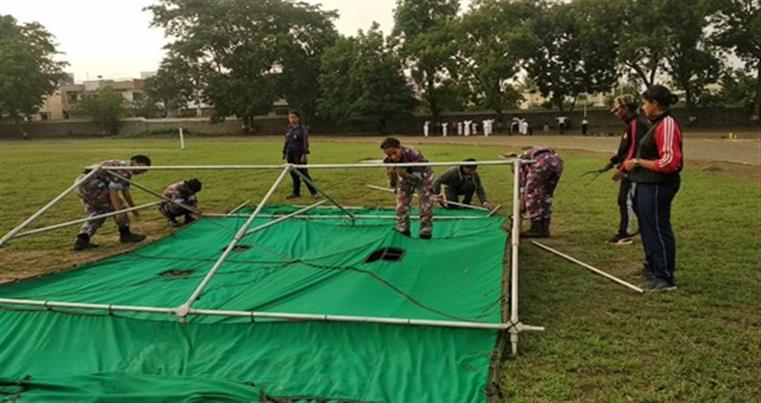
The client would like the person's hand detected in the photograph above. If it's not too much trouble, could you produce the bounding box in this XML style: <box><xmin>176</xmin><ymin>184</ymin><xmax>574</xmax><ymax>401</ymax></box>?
<box><xmin>435</xmin><ymin>194</ymin><xmax>444</xmax><ymax>203</ymax></box>
<box><xmin>622</xmin><ymin>158</ymin><xmax>637</xmax><ymax>171</ymax></box>
<box><xmin>603</xmin><ymin>161</ymin><xmax>614</xmax><ymax>171</ymax></box>
<box><xmin>612</xmin><ymin>170</ymin><xmax>624</xmax><ymax>181</ymax></box>
<box><xmin>300</xmin><ymin>154</ymin><xmax>307</xmax><ymax>164</ymax></box>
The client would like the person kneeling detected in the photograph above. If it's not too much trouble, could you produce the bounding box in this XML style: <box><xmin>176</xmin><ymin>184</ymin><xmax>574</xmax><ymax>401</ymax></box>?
<box><xmin>433</xmin><ymin>158</ymin><xmax>491</xmax><ymax>210</ymax></box>
<box><xmin>159</xmin><ymin>178</ymin><xmax>203</xmax><ymax>226</ymax></box>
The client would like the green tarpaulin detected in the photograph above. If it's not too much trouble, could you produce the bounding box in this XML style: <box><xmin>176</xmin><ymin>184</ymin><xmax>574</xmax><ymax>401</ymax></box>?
<box><xmin>1</xmin><ymin>206</ymin><xmax>509</xmax><ymax>402</ymax></box>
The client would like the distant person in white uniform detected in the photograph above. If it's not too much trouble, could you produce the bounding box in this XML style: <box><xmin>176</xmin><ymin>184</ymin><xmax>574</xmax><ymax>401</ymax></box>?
<box><xmin>464</xmin><ymin>120</ymin><xmax>472</xmax><ymax>136</ymax></box>
<box><xmin>423</xmin><ymin>120</ymin><xmax>430</xmax><ymax>137</ymax></box>
<box><xmin>457</xmin><ymin>121</ymin><xmax>463</xmax><ymax>136</ymax></box>
<box><xmin>442</xmin><ymin>122</ymin><xmax>448</xmax><ymax>137</ymax></box>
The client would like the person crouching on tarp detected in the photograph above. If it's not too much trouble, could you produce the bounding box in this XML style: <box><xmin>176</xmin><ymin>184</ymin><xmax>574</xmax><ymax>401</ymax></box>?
<box><xmin>159</xmin><ymin>178</ymin><xmax>203</xmax><ymax>227</ymax></box>
<box><xmin>73</xmin><ymin>155</ymin><xmax>151</xmax><ymax>251</ymax></box>
<box><xmin>433</xmin><ymin>158</ymin><xmax>492</xmax><ymax>210</ymax></box>
<box><xmin>380</xmin><ymin>137</ymin><xmax>434</xmax><ymax>240</ymax></box>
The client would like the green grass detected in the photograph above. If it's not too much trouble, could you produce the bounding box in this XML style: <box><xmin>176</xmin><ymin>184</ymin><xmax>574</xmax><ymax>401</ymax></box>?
<box><xmin>0</xmin><ymin>137</ymin><xmax>759</xmax><ymax>401</ymax></box>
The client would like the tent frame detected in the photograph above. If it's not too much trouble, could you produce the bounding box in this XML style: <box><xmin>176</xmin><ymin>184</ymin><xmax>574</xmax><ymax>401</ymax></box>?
<box><xmin>0</xmin><ymin>159</ymin><xmax>542</xmax><ymax>355</ymax></box>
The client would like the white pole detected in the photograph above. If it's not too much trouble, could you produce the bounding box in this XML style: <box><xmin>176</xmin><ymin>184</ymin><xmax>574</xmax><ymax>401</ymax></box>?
<box><xmin>179</xmin><ymin>127</ymin><xmax>185</xmax><ymax>150</ymax></box>
<box><xmin>94</xmin><ymin>160</ymin><xmax>518</xmax><ymax>171</ymax></box>
<box><xmin>243</xmin><ymin>199</ymin><xmax>327</xmax><ymax>237</ymax></box>
<box><xmin>205</xmin><ymin>213</ymin><xmax>491</xmax><ymax>220</ymax></box>
<box><xmin>510</xmin><ymin>159</ymin><xmax>521</xmax><ymax>355</ymax></box>
<box><xmin>0</xmin><ymin>297</ymin><xmax>511</xmax><ymax>331</ymax></box>
<box><xmin>107</xmin><ymin>172</ymin><xmax>201</xmax><ymax>215</ymax></box>
<box><xmin>365</xmin><ymin>184</ymin><xmax>490</xmax><ymax>212</ymax></box>
<box><xmin>227</xmin><ymin>200</ymin><xmax>250</xmax><ymax>215</ymax></box>
<box><xmin>13</xmin><ymin>201</ymin><xmax>161</xmax><ymax>238</ymax></box>
<box><xmin>176</xmin><ymin>165</ymin><xmax>291</xmax><ymax>318</ymax></box>
<box><xmin>0</xmin><ymin>167</ymin><xmax>101</xmax><ymax>246</ymax></box>
<box><xmin>531</xmin><ymin>241</ymin><xmax>645</xmax><ymax>293</ymax></box>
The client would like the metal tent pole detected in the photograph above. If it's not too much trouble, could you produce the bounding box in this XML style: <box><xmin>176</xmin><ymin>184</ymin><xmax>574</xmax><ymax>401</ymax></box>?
<box><xmin>97</xmin><ymin>160</ymin><xmax>516</xmax><ymax>172</ymax></box>
<box><xmin>0</xmin><ymin>167</ymin><xmax>101</xmax><ymax>247</ymax></box>
<box><xmin>291</xmin><ymin>168</ymin><xmax>355</xmax><ymax>221</ymax></box>
<box><xmin>531</xmin><ymin>241</ymin><xmax>645</xmax><ymax>293</ymax></box>
<box><xmin>242</xmin><ymin>199</ymin><xmax>327</xmax><ymax>237</ymax></box>
<box><xmin>510</xmin><ymin>159</ymin><xmax>522</xmax><ymax>355</ymax></box>
<box><xmin>13</xmin><ymin>202</ymin><xmax>161</xmax><ymax>239</ymax></box>
<box><xmin>176</xmin><ymin>166</ymin><xmax>292</xmax><ymax>318</ymax></box>
<box><xmin>227</xmin><ymin>200</ymin><xmax>251</xmax><ymax>215</ymax></box>
<box><xmin>365</xmin><ymin>184</ymin><xmax>490</xmax><ymax>212</ymax></box>
<box><xmin>206</xmin><ymin>213</ymin><xmax>490</xmax><ymax>220</ymax></box>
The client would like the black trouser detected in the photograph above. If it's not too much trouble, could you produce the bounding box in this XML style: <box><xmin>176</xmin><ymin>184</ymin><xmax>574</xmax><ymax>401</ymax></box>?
<box><xmin>617</xmin><ymin>178</ymin><xmax>636</xmax><ymax>236</ymax></box>
<box><xmin>636</xmin><ymin>181</ymin><xmax>680</xmax><ymax>283</ymax></box>
<box><xmin>286</xmin><ymin>150</ymin><xmax>316</xmax><ymax>196</ymax></box>
<box><xmin>444</xmin><ymin>181</ymin><xmax>475</xmax><ymax>207</ymax></box>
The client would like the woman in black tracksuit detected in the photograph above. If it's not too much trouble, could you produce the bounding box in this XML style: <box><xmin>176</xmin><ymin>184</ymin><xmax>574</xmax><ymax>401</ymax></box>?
<box><xmin>623</xmin><ymin>85</ymin><xmax>683</xmax><ymax>291</ymax></box>
<box><xmin>282</xmin><ymin>112</ymin><xmax>318</xmax><ymax>199</ymax></box>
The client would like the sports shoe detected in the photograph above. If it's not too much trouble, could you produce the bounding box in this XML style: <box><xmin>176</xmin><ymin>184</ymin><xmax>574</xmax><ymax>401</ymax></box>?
<box><xmin>607</xmin><ymin>233</ymin><xmax>633</xmax><ymax>245</ymax></box>
<box><xmin>420</xmin><ymin>233</ymin><xmax>432</xmax><ymax>240</ymax></box>
<box><xmin>646</xmin><ymin>279</ymin><xmax>677</xmax><ymax>292</ymax></box>
<box><xmin>632</xmin><ymin>268</ymin><xmax>654</xmax><ymax>280</ymax></box>
<box><xmin>310</xmin><ymin>193</ymin><xmax>320</xmax><ymax>199</ymax></box>
<box><xmin>396</xmin><ymin>229</ymin><xmax>411</xmax><ymax>238</ymax></box>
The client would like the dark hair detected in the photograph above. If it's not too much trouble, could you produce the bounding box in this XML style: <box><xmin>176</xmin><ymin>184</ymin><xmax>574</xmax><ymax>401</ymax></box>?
<box><xmin>185</xmin><ymin>178</ymin><xmax>202</xmax><ymax>193</ymax></box>
<box><xmin>130</xmin><ymin>155</ymin><xmax>151</xmax><ymax>166</ymax></box>
<box><xmin>461</xmin><ymin>157</ymin><xmax>478</xmax><ymax>170</ymax></box>
<box><xmin>642</xmin><ymin>85</ymin><xmax>679</xmax><ymax>108</ymax></box>
<box><xmin>288</xmin><ymin>111</ymin><xmax>301</xmax><ymax>119</ymax></box>
<box><xmin>380</xmin><ymin>137</ymin><xmax>401</xmax><ymax>150</ymax></box>
<box><xmin>612</xmin><ymin>94</ymin><xmax>639</xmax><ymax>113</ymax></box>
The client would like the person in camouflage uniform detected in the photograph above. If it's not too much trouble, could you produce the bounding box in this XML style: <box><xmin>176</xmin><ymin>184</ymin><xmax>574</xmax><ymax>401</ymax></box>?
<box><xmin>380</xmin><ymin>137</ymin><xmax>434</xmax><ymax>239</ymax></box>
<box><xmin>73</xmin><ymin>155</ymin><xmax>151</xmax><ymax>251</ymax></box>
<box><xmin>518</xmin><ymin>147</ymin><xmax>563</xmax><ymax>238</ymax></box>
<box><xmin>158</xmin><ymin>178</ymin><xmax>202</xmax><ymax>226</ymax></box>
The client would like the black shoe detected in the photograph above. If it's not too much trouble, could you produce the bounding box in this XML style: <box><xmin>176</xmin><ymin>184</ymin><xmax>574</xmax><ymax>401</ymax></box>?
<box><xmin>420</xmin><ymin>233</ymin><xmax>432</xmax><ymax>240</ymax></box>
<box><xmin>397</xmin><ymin>229</ymin><xmax>411</xmax><ymax>237</ymax></box>
<box><xmin>286</xmin><ymin>194</ymin><xmax>300</xmax><ymax>199</ymax></box>
<box><xmin>310</xmin><ymin>193</ymin><xmax>320</xmax><ymax>199</ymax></box>
<box><xmin>646</xmin><ymin>279</ymin><xmax>677</xmax><ymax>292</ymax></box>
<box><xmin>608</xmin><ymin>233</ymin><xmax>633</xmax><ymax>245</ymax></box>
<box><xmin>184</xmin><ymin>215</ymin><xmax>195</xmax><ymax>224</ymax></box>
<box><xmin>167</xmin><ymin>219</ymin><xmax>180</xmax><ymax>227</ymax></box>
<box><xmin>632</xmin><ymin>268</ymin><xmax>654</xmax><ymax>280</ymax></box>
<box><xmin>542</xmin><ymin>218</ymin><xmax>551</xmax><ymax>237</ymax></box>
<box><xmin>522</xmin><ymin>220</ymin><xmax>545</xmax><ymax>238</ymax></box>
<box><xmin>73</xmin><ymin>233</ymin><xmax>98</xmax><ymax>251</ymax></box>
<box><xmin>120</xmin><ymin>232</ymin><xmax>146</xmax><ymax>243</ymax></box>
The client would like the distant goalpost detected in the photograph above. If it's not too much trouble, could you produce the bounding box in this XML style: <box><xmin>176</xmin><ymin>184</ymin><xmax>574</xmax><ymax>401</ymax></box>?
<box><xmin>0</xmin><ymin>158</ymin><xmax>544</xmax><ymax>355</ymax></box>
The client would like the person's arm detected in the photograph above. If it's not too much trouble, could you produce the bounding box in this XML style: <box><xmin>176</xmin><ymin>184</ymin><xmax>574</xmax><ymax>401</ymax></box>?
<box><xmin>121</xmin><ymin>189</ymin><xmax>141</xmax><ymax>217</ymax></box>
<box><xmin>108</xmin><ymin>188</ymin><xmax>124</xmax><ymax>212</ymax></box>
<box><xmin>282</xmin><ymin>128</ymin><xmax>288</xmax><ymax>159</ymax></box>
<box><xmin>301</xmin><ymin>126</ymin><xmax>309</xmax><ymax>163</ymax></box>
<box><xmin>623</xmin><ymin>119</ymin><xmax>682</xmax><ymax>173</ymax></box>
<box><xmin>474</xmin><ymin>174</ymin><xmax>488</xmax><ymax>205</ymax></box>
<box><xmin>432</xmin><ymin>174</ymin><xmax>443</xmax><ymax>195</ymax></box>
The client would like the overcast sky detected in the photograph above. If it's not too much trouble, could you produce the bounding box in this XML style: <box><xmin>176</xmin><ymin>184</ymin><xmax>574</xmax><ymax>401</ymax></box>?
<box><xmin>2</xmin><ymin>0</ymin><xmax>471</xmax><ymax>83</ymax></box>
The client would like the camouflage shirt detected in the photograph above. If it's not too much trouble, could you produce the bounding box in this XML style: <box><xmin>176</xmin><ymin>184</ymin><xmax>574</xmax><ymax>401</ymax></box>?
<box><xmin>88</xmin><ymin>160</ymin><xmax>133</xmax><ymax>192</ymax></box>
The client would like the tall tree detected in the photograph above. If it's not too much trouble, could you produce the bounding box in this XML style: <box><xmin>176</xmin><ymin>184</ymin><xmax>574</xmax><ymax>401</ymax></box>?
<box><xmin>147</xmin><ymin>0</ymin><xmax>337</xmax><ymax>130</ymax></box>
<box><xmin>392</xmin><ymin>0</ymin><xmax>460</xmax><ymax>122</ymax></box>
<box><xmin>0</xmin><ymin>15</ymin><xmax>67</xmax><ymax>125</ymax></box>
<box><xmin>455</xmin><ymin>0</ymin><xmax>539</xmax><ymax>118</ymax></box>
<box><xmin>79</xmin><ymin>87</ymin><xmax>125</xmax><ymax>135</ymax></box>
<box><xmin>526</xmin><ymin>0</ymin><xmax>620</xmax><ymax>111</ymax></box>
<box><xmin>318</xmin><ymin>23</ymin><xmax>415</xmax><ymax>133</ymax></box>
<box><xmin>143</xmin><ymin>56</ymin><xmax>198</xmax><ymax>117</ymax></box>
<box><xmin>712</xmin><ymin>0</ymin><xmax>761</xmax><ymax>120</ymax></box>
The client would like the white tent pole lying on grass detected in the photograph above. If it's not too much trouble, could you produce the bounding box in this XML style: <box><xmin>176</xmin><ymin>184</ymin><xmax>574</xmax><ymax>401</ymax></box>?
<box><xmin>95</xmin><ymin>159</ymin><xmax>525</xmax><ymax>171</ymax></box>
<box><xmin>531</xmin><ymin>240</ymin><xmax>645</xmax><ymax>293</ymax></box>
<box><xmin>365</xmin><ymin>184</ymin><xmax>490</xmax><ymax>212</ymax></box>
<box><xmin>13</xmin><ymin>202</ymin><xmax>161</xmax><ymax>238</ymax></box>
<box><xmin>176</xmin><ymin>165</ymin><xmax>292</xmax><ymax>319</ymax></box>
<box><xmin>205</xmin><ymin>213</ymin><xmax>493</xmax><ymax>220</ymax></box>
<box><xmin>0</xmin><ymin>166</ymin><xmax>101</xmax><ymax>247</ymax></box>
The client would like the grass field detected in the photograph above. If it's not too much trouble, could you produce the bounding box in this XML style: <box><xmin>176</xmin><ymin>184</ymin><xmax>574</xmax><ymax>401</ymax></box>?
<box><xmin>0</xmin><ymin>136</ymin><xmax>759</xmax><ymax>401</ymax></box>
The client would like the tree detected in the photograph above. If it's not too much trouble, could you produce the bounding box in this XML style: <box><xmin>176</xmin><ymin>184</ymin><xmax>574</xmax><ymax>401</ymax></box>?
<box><xmin>455</xmin><ymin>0</ymin><xmax>540</xmax><ymax>117</ymax></box>
<box><xmin>147</xmin><ymin>0</ymin><xmax>337</xmax><ymax>130</ymax></box>
<box><xmin>714</xmin><ymin>69</ymin><xmax>759</xmax><ymax>112</ymax></box>
<box><xmin>392</xmin><ymin>0</ymin><xmax>461</xmax><ymax>122</ymax></box>
<box><xmin>318</xmin><ymin>23</ymin><xmax>415</xmax><ymax>132</ymax></box>
<box><xmin>0</xmin><ymin>15</ymin><xmax>67</xmax><ymax>126</ymax></box>
<box><xmin>526</xmin><ymin>0</ymin><xmax>620</xmax><ymax>111</ymax></box>
<box><xmin>79</xmin><ymin>87</ymin><xmax>125</xmax><ymax>135</ymax></box>
<box><xmin>143</xmin><ymin>56</ymin><xmax>198</xmax><ymax>117</ymax></box>
<box><xmin>712</xmin><ymin>0</ymin><xmax>761</xmax><ymax>120</ymax></box>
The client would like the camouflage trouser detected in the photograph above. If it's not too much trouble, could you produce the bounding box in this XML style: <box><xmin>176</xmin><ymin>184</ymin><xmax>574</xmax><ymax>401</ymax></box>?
<box><xmin>158</xmin><ymin>196</ymin><xmax>197</xmax><ymax>220</ymax></box>
<box><xmin>523</xmin><ymin>153</ymin><xmax>563</xmax><ymax>220</ymax></box>
<box><xmin>75</xmin><ymin>174</ymin><xmax>126</xmax><ymax>236</ymax></box>
<box><xmin>396</xmin><ymin>171</ymin><xmax>434</xmax><ymax>236</ymax></box>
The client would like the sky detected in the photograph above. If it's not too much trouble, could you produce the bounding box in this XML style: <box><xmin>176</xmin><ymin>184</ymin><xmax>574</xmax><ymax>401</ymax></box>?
<box><xmin>2</xmin><ymin>0</ymin><xmax>471</xmax><ymax>83</ymax></box>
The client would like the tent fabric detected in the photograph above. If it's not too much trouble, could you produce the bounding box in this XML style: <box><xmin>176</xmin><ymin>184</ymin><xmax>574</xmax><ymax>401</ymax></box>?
<box><xmin>0</xmin><ymin>206</ymin><xmax>508</xmax><ymax>402</ymax></box>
